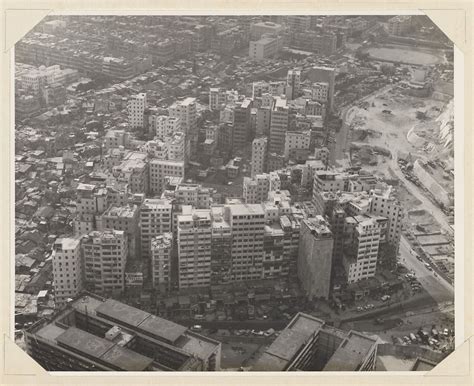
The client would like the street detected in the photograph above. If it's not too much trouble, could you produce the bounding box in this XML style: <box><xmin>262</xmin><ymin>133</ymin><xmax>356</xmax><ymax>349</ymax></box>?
<box><xmin>399</xmin><ymin>235</ymin><xmax>454</xmax><ymax>304</ymax></box>
<box><xmin>389</xmin><ymin>154</ymin><xmax>453</xmax><ymax>235</ymax></box>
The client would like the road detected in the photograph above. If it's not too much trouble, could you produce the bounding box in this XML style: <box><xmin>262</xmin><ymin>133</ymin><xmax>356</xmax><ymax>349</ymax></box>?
<box><xmin>399</xmin><ymin>235</ymin><xmax>454</xmax><ymax>304</ymax></box>
<box><xmin>389</xmin><ymin>154</ymin><xmax>453</xmax><ymax>235</ymax></box>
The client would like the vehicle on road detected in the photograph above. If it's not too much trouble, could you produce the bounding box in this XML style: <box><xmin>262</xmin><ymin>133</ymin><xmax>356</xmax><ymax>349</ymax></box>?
<box><xmin>191</xmin><ymin>325</ymin><xmax>202</xmax><ymax>332</ymax></box>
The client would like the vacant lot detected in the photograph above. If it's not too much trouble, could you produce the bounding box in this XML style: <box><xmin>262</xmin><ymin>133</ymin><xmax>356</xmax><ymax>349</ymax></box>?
<box><xmin>366</xmin><ymin>46</ymin><xmax>443</xmax><ymax>65</ymax></box>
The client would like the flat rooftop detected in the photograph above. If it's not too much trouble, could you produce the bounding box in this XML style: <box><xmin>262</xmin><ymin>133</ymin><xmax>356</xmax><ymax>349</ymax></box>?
<box><xmin>229</xmin><ymin>203</ymin><xmax>265</xmax><ymax>216</ymax></box>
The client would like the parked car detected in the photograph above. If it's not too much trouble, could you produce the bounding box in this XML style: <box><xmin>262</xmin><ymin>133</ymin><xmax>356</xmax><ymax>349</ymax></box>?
<box><xmin>191</xmin><ymin>325</ymin><xmax>202</xmax><ymax>332</ymax></box>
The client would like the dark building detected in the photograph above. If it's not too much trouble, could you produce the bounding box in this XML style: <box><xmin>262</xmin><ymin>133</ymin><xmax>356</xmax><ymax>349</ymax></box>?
<box><xmin>232</xmin><ymin>98</ymin><xmax>253</xmax><ymax>152</ymax></box>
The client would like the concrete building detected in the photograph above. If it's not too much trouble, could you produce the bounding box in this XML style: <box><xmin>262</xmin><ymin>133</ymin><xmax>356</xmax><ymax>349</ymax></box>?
<box><xmin>287</xmin><ymin>15</ymin><xmax>311</xmax><ymax>33</ymax></box>
<box><xmin>252</xmin><ymin>81</ymin><xmax>270</xmax><ymax>98</ymax></box>
<box><xmin>297</xmin><ymin>216</ymin><xmax>334</xmax><ymax>300</ymax></box>
<box><xmin>177</xmin><ymin>208</ymin><xmax>212</xmax><ymax>289</ymax></box>
<box><xmin>249</xmin><ymin>36</ymin><xmax>282</xmax><ymax>61</ymax></box>
<box><xmin>269</xmin><ymin>96</ymin><xmax>289</xmax><ymax>154</ymax></box>
<box><xmin>82</xmin><ymin>230</ymin><xmax>127</xmax><ymax>296</ymax></box>
<box><xmin>25</xmin><ymin>294</ymin><xmax>221</xmax><ymax>371</ymax></box>
<box><xmin>150</xmin><ymin>233</ymin><xmax>173</xmax><ymax>291</ymax></box>
<box><xmin>112</xmin><ymin>152</ymin><xmax>148</xmax><ymax>194</ymax></box>
<box><xmin>369</xmin><ymin>185</ymin><xmax>403</xmax><ymax>249</ymax></box>
<box><xmin>303</xmin><ymin>82</ymin><xmax>329</xmax><ymax>103</ymax></box>
<box><xmin>251</xmin><ymin>136</ymin><xmax>267</xmax><ymax>177</ymax></box>
<box><xmin>226</xmin><ymin>203</ymin><xmax>266</xmax><ymax>281</ymax></box>
<box><xmin>139</xmin><ymin>198</ymin><xmax>172</xmax><ymax>259</ymax></box>
<box><xmin>103</xmin><ymin>129</ymin><xmax>131</xmax><ymax>151</ymax></box>
<box><xmin>154</xmin><ymin>116</ymin><xmax>181</xmax><ymax>139</ymax></box>
<box><xmin>149</xmin><ymin>159</ymin><xmax>185</xmax><ymax>196</ymax></box>
<box><xmin>256</xmin><ymin>105</ymin><xmax>272</xmax><ymax>136</ymax></box>
<box><xmin>254</xmin><ymin>313</ymin><xmax>378</xmax><ymax>371</ymax></box>
<box><xmin>284</xmin><ymin>130</ymin><xmax>311</xmax><ymax>160</ymax></box>
<box><xmin>99</xmin><ymin>204</ymin><xmax>139</xmax><ymax>259</ymax></box>
<box><xmin>128</xmin><ymin>93</ymin><xmax>147</xmax><ymax>128</ymax></box>
<box><xmin>387</xmin><ymin>15</ymin><xmax>412</xmax><ymax>36</ymax></box>
<box><xmin>286</xmin><ymin>69</ymin><xmax>301</xmax><ymax>100</ymax></box>
<box><xmin>243</xmin><ymin>172</ymin><xmax>281</xmax><ymax>204</ymax></box>
<box><xmin>51</xmin><ymin>237</ymin><xmax>83</xmax><ymax>307</ymax></box>
<box><xmin>209</xmin><ymin>87</ymin><xmax>226</xmax><ymax>110</ymax></box>
<box><xmin>210</xmin><ymin>206</ymin><xmax>232</xmax><ymax>285</ymax></box>
<box><xmin>232</xmin><ymin>98</ymin><xmax>252</xmax><ymax>151</ymax></box>
<box><xmin>343</xmin><ymin>215</ymin><xmax>381</xmax><ymax>284</ymax></box>
<box><xmin>305</xmin><ymin>66</ymin><xmax>336</xmax><ymax>111</ymax></box>
<box><xmin>169</xmin><ymin>97</ymin><xmax>197</xmax><ymax>136</ymax></box>
<box><xmin>250</xmin><ymin>21</ymin><xmax>283</xmax><ymax>40</ymax></box>
<box><xmin>165</xmin><ymin>131</ymin><xmax>186</xmax><ymax>161</ymax></box>
<box><xmin>73</xmin><ymin>183</ymin><xmax>108</xmax><ymax>236</ymax></box>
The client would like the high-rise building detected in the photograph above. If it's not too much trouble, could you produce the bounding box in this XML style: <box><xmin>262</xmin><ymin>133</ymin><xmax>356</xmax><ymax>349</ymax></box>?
<box><xmin>226</xmin><ymin>203</ymin><xmax>266</xmax><ymax>281</ymax></box>
<box><xmin>232</xmin><ymin>98</ymin><xmax>253</xmax><ymax>151</ymax></box>
<box><xmin>154</xmin><ymin>116</ymin><xmax>181</xmax><ymax>139</ymax></box>
<box><xmin>164</xmin><ymin>131</ymin><xmax>185</xmax><ymax>161</ymax></box>
<box><xmin>286</xmin><ymin>69</ymin><xmax>301</xmax><ymax>100</ymax></box>
<box><xmin>51</xmin><ymin>237</ymin><xmax>84</xmax><ymax>307</ymax></box>
<box><xmin>209</xmin><ymin>87</ymin><xmax>226</xmax><ymax>110</ymax></box>
<box><xmin>342</xmin><ymin>215</ymin><xmax>381</xmax><ymax>284</ymax></box>
<box><xmin>128</xmin><ymin>93</ymin><xmax>147</xmax><ymax>128</ymax></box>
<box><xmin>149</xmin><ymin>159</ymin><xmax>185</xmax><ymax>196</ymax></box>
<box><xmin>112</xmin><ymin>152</ymin><xmax>149</xmax><ymax>194</ymax></box>
<box><xmin>150</xmin><ymin>233</ymin><xmax>173</xmax><ymax>291</ymax></box>
<box><xmin>139</xmin><ymin>198</ymin><xmax>172</xmax><ymax>259</ymax></box>
<box><xmin>251</xmin><ymin>136</ymin><xmax>267</xmax><ymax>177</ymax></box>
<box><xmin>25</xmin><ymin>294</ymin><xmax>221</xmax><ymax>371</ymax></box>
<box><xmin>169</xmin><ymin>97</ymin><xmax>196</xmax><ymax>136</ymax></box>
<box><xmin>305</xmin><ymin>66</ymin><xmax>336</xmax><ymax>111</ymax></box>
<box><xmin>98</xmin><ymin>204</ymin><xmax>140</xmax><ymax>259</ymax></box>
<box><xmin>268</xmin><ymin>96</ymin><xmax>289</xmax><ymax>154</ymax></box>
<box><xmin>73</xmin><ymin>183</ymin><xmax>108</xmax><ymax>236</ymax></box>
<box><xmin>297</xmin><ymin>216</ymin><xmax>334</xmax><ymax>299</ymax></box>
<box><xmin>82</xmin><ymin>230</ymin><xmax>128</xmax><ymax>296</ymax></box>
<box><xmin>249</xmin><ymin>36</ymin><xmax>282</xmax><ymax>61</ymax></box>
<box><xmin>369</xmin><ymin>185</ymin><xmax>403</xmax><ymax>250</ymax></box>
<box><xmin>177</xmin><ymin>208</ymin><xmax>212</xmax><ymax>288</ymax></box>
<box><xmin>210</xmin><ymin>206</ymin><xmax>232</xmax><ymax>285</ymax></box>
<box><xmin>287</xmin><ymin>15</ymin><xmax>311</xmax><ymax>33</ymax></box>
<box><xmin>243</xmin><ymin>172</ymin><xmax>281</xmax><ymax>204</ymax></box>
<box><xmin>284</xmin><ymin>130</ymin><xmax>311</xmax><ymax>160</ymax></box>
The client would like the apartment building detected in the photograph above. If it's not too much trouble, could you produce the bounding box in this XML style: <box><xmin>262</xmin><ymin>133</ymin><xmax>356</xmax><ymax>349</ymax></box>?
<box><xmin>269</xmin><ymin>96</ymin><xmax>289</xmax><ymax>154</ymax></box>
<box><xmin>112</xmin><ymin>152</ymin><xmax>148</xmax><ymax>194</ymax></box>
<box><xmin>165</xmin><ymin>131</ymin><xmax>185</xmax><ymax>161</ymax></box>
<box><xmin>73</xmin><ymin>183</ymin><xmax>108</xmax><ymax>236</ymax></box>
<box><xmin>343</xmin><ymin>215</ymin><xmax>381</xmax><ymax>284</ymax></box>
<box><xmin>249</xmin><ymin>36</ymin><xmax>282</xmax><ymax>61</ymax></box>
<box><xmin>51</xmin><ymin>237</ymin><xmax>84</xmax><ymax>307</ymax></box>
<box><xmin>139</xmin><ymin>198</ymin><xmax>172</xmax><ymax>259</ymax></box>
<box><xmin>154</xmin><ymin>116</ymin><xmax>181</xmax><ymax>139</ymax></box>
<box><xmin>284</xmin><ymin>130</ymin><xmax>311</xmax><ymax>160</ymax></box>
<box><xmin>169</xmin><ymin>97</ymin><xmax>197</xmax><ymax>136</ymax></box>
<box><xmin>305</xmin><ymin>66</ymin><xmax>336</xmax><ymax>111</ymax></box>
<box><xmin>98</xmin><ymin>204</ymin><xmax>139</xmax><ymax>259</ymax></box>
<box><xmin>297</xmin><ymin>216</ymin><xmax>334</xmax><ymax>299</ymax></box>
<box><xmin>369</xmin><ymin>185</ymin><xmax>403</xmax><ymax>249</ymax></box>
<box><xmin>209</xmin><ymin>87</ymin><xmax>226</xmax><ymax>110</ymax></box>
<box><xmin>128</xmin><ymin>93</ymin><xmax>147</xmax><ymax>128</ymax></box>
<box><xmin>232</xmin><ymin>98</ymin><xmax>253</xmax><ymax>151</ymax></box>
<box><xmin>256</xmin><ymin>105</ymin><xmax>272</xmax><ymax>136</ymax></box>
<box><xmin>150</xmin><ymin>233</ymin><xmax>173</xmax><ymax>291</ymax></box>
<box><xmin>177</xmin><ymin>208</ymin><xmax>212</xmax><ymax>288</ymax></box>
<box><xmin>286</xmin><ymin>69</ymin><xmax>301</xmax><ymax>100</ymax></box>
<box><xmin>210</xmin><ymin>206</ymin><xmax>233</xmax><ymax>285</ymax></box>
<box><xmin>149</xmin><ymin>159</ymin><xmax>185</xmax><ymax>196</ymax></box>
<box><xmin>243</xmin><ymin>172</ymin><xmax>281</xmax><ymax>204</ymax></box>
<box><xmin>251</xmin><ymin>136</ymin><xmax>267</xmax><ymax>177</ymax></box>
<box><xmin>82</xmin><ymin>230</ymin><xmax>128</xmax><ymax>296</ymax></box>
<box><xmin>103</xmin><ymin>129</ymin><xmax>131</xmax><ymax>151</ymax></box>
<box><xmin>226</xmin><ymin>203</ymin><xmax>266</xmax><ymax>281</ymax></box>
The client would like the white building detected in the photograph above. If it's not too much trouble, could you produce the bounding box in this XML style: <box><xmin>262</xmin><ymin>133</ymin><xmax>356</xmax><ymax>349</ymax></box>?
<box><xmin>269</xmin><ymin>96</ymin><xmax>289</xmax><ymax>154</ymax></box>
<box><xmin>249</xmin><ymin>36</ymin><xmax>282</xmax><ymax>61</ymax></box>
<box><xmin>128</xmin><ymin>93</ymin><xmax>147</xmax><ymax>128</ymax></box>
<box><xmin>177</xmin><ymin>208</ymin><xmax>212</xmax><ymax>288</ymax></box>
<box><xmin>369</xmin><ymin>185</ymin><xmax>403</xmax><ymax>249</ymax></box>
<box><xmin>251</xmin><ymin>137</ymin><xmax>267</xmax><ymax>177</ymax></box>
<box><xmin>154</xmin><ymin>116</ymin><xmax>181</xmax><ymax>139</ymax></box>
<box><xmin>103</xmin><ymin>129</ymin><xmax>131</xmax><ymax>151</ymax></box>
<box><xmin>250</xmin><ymin>21</ymin><xmax>283</xmax><ymax>40</ymax></box>
<box><xmin>209</xmin><ymin>87</ymin><xmax>226</xmax><ymax>110</ymax></box>
<box><xmin>243</xmin><ymin>172</ymin><xmax>281</xmax><ymax>204</ymax></box>
<box><xmin>226</xmin><ymin>203</ymin><xmax>266</xmax><ymax>281</ymax></box>
<box><xmin>284</xmin><ymin>130</ymin><xmax>311</xmax><ymax>159</ymax></box>
<box><xmin>140</xmin><ymin>198</ymin><xmax>172</xmax><ymax>259</ymax></box>
<box><xmin>169</xmin><ymin>97</ymin><xmax>197</xmax><ymax>136</ymax></box>
<box><xmin>165</xmin><ymin>131</ymin><xmax>185</xmax><ymax>161</ymax></box>
<box><xmin>150</xmin><ymin>233</ymin><xmax>173</xmax><ymax>290</ymax></box>
<box><xmin>149</xmin><ymin>159</ymin><xmax>185</xmax><ymax>196</ymax></box>
<box><xmin>343</xmin><ymin>215</ymin><xmax>381</xmax><ymax>284</ymax></box>
<box><xmin>82</xmin><ymin>230</ymin><xmax>128</xmax><ymax>296</ymax></box>
<box><xmin>52</xmin><ymin>237</ymin><xmax>84</xmax><ymax>307</ymax></box>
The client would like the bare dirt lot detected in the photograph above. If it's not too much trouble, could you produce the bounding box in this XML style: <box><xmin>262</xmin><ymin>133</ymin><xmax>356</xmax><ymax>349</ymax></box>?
<box><xmin>365</xmin><ymin>45</ymin><xmax>444</xmax><ymax>65</ymax></box>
